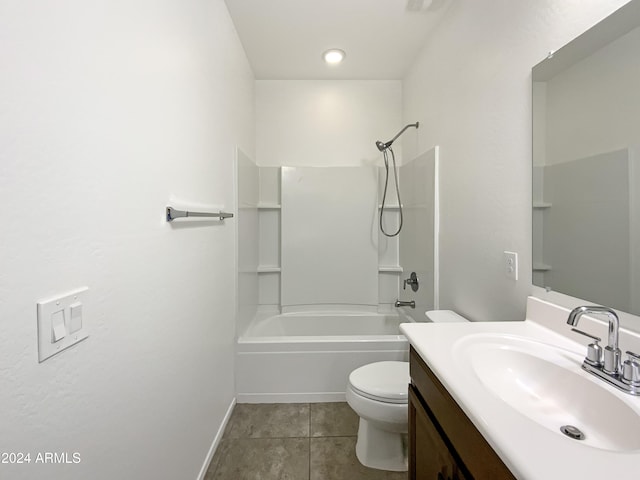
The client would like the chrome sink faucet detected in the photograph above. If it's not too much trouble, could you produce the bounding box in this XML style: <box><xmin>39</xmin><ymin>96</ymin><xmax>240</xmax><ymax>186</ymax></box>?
<box><xmin>567</xmin><ymin>305</ymin><xmax>640</xmax><ymax>395</ymax></box>
<box><xmin>567</xmin><ymin>306</ymin><xmax>620</xmax><ymax>374</ymax></box>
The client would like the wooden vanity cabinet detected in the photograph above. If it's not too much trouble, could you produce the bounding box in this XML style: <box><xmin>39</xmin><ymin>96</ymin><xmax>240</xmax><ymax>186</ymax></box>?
<box><xmin>409</xmin><ymin>347</ymin><xmax>516</xmax><ymax>480</ymax></box>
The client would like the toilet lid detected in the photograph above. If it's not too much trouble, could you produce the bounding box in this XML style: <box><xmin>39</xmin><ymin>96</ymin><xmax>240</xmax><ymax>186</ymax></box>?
<box><xmin>425</xmin><ymin>310</ymin><xmax>469</xmax><ymax>323</ymax></box>
<box><xmin>349</xmin><ymin>361</ymin><xmax>409</xmax><ymax>404</ymax></box>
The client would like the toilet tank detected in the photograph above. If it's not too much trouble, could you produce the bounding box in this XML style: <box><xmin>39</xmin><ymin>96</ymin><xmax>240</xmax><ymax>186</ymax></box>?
<box><xmin>424</xmin><ymin>310</ymin><xmax>469</xmax><ymax>323</ymax></box>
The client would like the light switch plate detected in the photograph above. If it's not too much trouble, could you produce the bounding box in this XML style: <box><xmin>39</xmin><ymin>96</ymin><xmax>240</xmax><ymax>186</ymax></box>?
<box><xmin>37</xmin><ymin>287</ymin><xmax>89</xmax><ymax>362</ymax></box>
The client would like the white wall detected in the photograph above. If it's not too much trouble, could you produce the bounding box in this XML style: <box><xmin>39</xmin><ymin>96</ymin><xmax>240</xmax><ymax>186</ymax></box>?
<box><xmin>256</xmin><ymin>80</ymin><xmax>402</xmax><ymax>167</ymax></box>
<box><xmin>402</xmin><ymin>0</ymin><xmax>631</xmax><ymax>321</ymax></box>
<box><xmin>0</xmin><ymin>1</ymin><xmax>254</xmax><ymax>479</ymax></box>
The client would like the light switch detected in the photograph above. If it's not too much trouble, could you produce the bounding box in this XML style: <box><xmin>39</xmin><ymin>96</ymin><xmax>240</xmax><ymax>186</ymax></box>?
<box><xmin>69</xmin><ymin>303</ymin><xmax>82</xmax><ymax>333</ymax></box>
<box><xmin>37</xmin><ymin>287</ymin><xmax>89</xmax><ymax>362</ymax></box>
<box><xmin>51</xmin><ymin>310</ymin><xmax>66</xmax><ymax>342</ymax></box>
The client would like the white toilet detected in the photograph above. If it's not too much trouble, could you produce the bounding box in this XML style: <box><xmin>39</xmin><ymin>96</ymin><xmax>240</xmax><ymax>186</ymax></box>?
<box><xmin>346</xmin><ymin>310</ymin><xmax>468</xmax><ymax>472</ymax></box>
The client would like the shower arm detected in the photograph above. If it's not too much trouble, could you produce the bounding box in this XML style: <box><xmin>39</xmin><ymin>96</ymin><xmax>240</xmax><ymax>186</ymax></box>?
<box><xmin>377</xmin><ymin>122</ymin><xmax>419</xmax><ymax>151</ymax></box>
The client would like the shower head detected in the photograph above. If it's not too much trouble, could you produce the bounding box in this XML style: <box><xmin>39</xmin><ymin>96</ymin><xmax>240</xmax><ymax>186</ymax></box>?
<box><xmin>376</xmin><ymin>122</ymin><xmax>419</xmax><ymax>151</ymax></box>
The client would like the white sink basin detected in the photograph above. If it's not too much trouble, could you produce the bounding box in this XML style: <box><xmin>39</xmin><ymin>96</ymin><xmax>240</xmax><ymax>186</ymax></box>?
<box><xmin>454</xmin><ymin>333</ymin><xmax>640</xmax><ymax>452</ymax></box>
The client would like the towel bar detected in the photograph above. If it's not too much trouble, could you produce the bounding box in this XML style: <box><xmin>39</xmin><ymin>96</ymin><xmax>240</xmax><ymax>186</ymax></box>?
<box><xmin>166</xmin><ymin>206</ymin><xmax>234</xmax><ymax>222</ymax></box>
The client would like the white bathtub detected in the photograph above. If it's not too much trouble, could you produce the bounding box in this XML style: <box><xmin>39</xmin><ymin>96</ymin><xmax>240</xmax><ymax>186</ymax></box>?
<box><xmin>236</xmin><ymin>309</ymin><xmax>410</xmax><ymax>403</ymax></box>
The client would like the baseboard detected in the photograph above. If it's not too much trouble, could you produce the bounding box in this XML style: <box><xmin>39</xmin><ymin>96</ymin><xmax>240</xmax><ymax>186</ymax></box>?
<box><xmin>236</xmin><ymin>392</ymin><xmax>346</xmax><ymax>403</ymax></box>
<box><xmin>196</xmin><ymin>397</ymin><xmax>236</xmax><ymax>480</ymax></box>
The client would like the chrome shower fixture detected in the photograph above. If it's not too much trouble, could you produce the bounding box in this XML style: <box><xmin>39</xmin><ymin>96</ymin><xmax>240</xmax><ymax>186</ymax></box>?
<box><xmin>375</xmin><ymin>122</ymin><xmax>419</xmax><ymax>152</ymax></box>
<box><xmin>377</xmin><ymin>121</ymin><xmax>419</xmax><ymax>237</ymax></box>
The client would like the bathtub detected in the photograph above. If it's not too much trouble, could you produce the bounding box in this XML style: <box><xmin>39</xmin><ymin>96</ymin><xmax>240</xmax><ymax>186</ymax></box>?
<box><xmin>236</xmin><ymin>309</ymin><xmax>411</xmax><ymax>403</ymax></box>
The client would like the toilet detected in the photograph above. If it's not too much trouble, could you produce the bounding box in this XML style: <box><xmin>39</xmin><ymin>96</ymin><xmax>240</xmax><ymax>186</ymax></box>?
<box><xmin>346</xmin><ymin>310</ymin><xmax>468</xmax><ymax>472</ymax></box>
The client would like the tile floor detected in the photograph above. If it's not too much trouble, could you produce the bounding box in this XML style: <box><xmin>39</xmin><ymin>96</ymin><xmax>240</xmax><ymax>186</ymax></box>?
<box><xmin>204</xmin><ymin>402</ymin><xmax>407</xmax><ymax>480</ymax></box>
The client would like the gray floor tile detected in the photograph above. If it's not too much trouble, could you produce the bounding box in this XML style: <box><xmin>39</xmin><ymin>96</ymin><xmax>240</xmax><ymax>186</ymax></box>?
<box><xmin>211</xmin><ymin>437</ymin><xmax>310</xmax><ymax>480</ymax></box>
<box><xmin>310</xmin><ymin>402</ymin><xmax>359</xmax><ymax>437</ymax></box>
<box><xmin>310</xmin><ymin>437</ymin><xmax>407</xmax><ymax>480</ymax></box>
<box><xmin>224</xmin><ymin>403</ymin><xmax>310</xmax><ymax>439</ymax></box>
<box><xmin>203</xmin><ymin>439</ymin><xmax>232</xmax><ymax>480</ymax></box>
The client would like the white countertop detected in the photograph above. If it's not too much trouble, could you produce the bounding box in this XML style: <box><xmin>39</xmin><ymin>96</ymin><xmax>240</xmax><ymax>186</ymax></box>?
<box><xmin>400</xmin><ymin>310</ymin><xmax>640</xmax><ymax>480</ymax></box>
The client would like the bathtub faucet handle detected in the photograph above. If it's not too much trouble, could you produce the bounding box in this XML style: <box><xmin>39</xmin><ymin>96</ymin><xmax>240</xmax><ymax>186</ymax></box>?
<box><xmin>403</xmin><ymin>272</ymin><xmax>419</xmax><ymax>292</ymax></box>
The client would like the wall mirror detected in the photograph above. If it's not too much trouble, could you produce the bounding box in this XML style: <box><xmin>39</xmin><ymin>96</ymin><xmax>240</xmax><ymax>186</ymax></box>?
<box><xmin>532</xmin><ymin>0</ymin><xmax>640</xmax><ymax>315</ymax></box>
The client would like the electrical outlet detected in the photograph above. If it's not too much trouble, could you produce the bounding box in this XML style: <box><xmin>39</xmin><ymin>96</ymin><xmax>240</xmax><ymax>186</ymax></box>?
<box><xmin>504</xmin><ymin>251</ymin><xmax>518</xmax><ymax>281</ymax></box>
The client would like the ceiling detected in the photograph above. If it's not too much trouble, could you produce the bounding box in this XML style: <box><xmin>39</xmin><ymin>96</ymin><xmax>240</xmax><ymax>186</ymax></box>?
<box><xmin>224</xmin><ymin>0</ymin><xmax>451</xmax><ymax>80</ymax></box>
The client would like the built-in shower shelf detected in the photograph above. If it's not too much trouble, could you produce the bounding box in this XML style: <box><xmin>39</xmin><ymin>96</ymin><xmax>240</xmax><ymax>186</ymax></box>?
<box><xmin>533</xmin><ymin>263</ymin><xmax>552</xmax><ymax>272</ymax></box>
<box><xmin>533</xmin><ymin>202</ymin><xmax>552</xmax><ymax>209</ymax></box>
<box><xmin>257</xmin><ymin>203</ymin><xmax>281</xmax><ymax>209</ymax></box>
<box><xmin>377</xmin><ymin>204</ymin><xmax>402</xmax><ymax>209</ymax></box>
<box><xmin>257</xmin><ymin>265</ymin><xmax>281</xmax><ymax>273</ymax></box>
<box><xmin>378</xmin><ymin>266</ymin><xmax>403</xmax><ymax>273</ymax></box>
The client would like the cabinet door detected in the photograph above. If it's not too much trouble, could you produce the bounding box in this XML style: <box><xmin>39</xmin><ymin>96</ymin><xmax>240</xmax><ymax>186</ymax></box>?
<box><xmin>409</xmin><ymin>385</ymin><xmax>467</xmax><ymax>480</ymax></box>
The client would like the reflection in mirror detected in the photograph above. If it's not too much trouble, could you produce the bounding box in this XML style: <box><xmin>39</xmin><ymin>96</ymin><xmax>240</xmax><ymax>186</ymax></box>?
<box><xmin>532</xmin><ymin>0</ymin><xmax>640</xmax><ymax>315</ymax></box>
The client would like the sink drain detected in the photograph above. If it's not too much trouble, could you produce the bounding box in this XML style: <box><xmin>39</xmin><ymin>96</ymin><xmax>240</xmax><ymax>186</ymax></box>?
<box><xmin>560</xmin><ymin>425</ymin><xmax>585</xmax><ymax>440</ymax></box>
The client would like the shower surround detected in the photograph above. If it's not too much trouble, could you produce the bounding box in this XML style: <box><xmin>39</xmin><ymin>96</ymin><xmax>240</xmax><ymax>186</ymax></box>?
<box><xmin>235</xmin><ymin>147</ymin><xmax>438</xmax><ymax>402</ymax></box>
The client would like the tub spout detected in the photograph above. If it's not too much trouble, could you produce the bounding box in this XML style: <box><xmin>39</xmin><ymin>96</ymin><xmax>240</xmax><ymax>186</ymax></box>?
<box><xmin>395</xmin><ymin>300</ymin><xmax>415</xmax><ymax>309</ymax></box>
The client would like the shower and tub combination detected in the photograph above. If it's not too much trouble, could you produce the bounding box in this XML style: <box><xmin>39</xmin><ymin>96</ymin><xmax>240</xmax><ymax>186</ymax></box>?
<box><xmin>234</xmin><ymin>123</ymin><xmax>436</xmax><ymax>404</ymax></box>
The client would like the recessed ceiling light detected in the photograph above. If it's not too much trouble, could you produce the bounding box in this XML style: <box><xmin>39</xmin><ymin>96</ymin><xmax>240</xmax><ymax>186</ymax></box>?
<box><xmin>323</xmin><ymin>49</ymin><xmax>346</xmax><ymax>65</ymax></box>
<box><xmin>406</xmin><ymin>0</ymin><xmax>433</xmax><ymax>12</ymax></box>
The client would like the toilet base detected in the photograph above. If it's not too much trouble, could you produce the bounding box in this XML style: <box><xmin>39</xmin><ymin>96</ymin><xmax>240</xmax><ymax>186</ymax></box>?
<box><xmin>354</xmin><ymin>418</ymin><xmax>408</xmax><ymax>472</ymax></box>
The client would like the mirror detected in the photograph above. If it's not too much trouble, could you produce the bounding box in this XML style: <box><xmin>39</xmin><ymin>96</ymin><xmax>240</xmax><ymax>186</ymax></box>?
<box><xmin>532</xmin><ymin>0</ymin><xmax>640</xmax><ymax>315</ymax></box>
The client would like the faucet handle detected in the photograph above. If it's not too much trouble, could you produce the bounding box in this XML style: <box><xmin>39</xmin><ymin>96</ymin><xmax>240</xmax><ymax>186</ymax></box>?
<box><xmin>626</xmin><ymin>351</ymin><xmax>640</xmax><ymax>362</ymax></box>
<box><xmin>571</xmin><ymin>328</ymin><xmax>600</xmax><ymax>342</ymax></box>
<box><xmin>571</xmin><ymin>328</ymin><xmax>603</xmax><ymax>367</ymax></box>
<box><xmin>622</xmin><ymin>351</ymin><xmax>640</xmax><ymax>386</ymax></box>
<box><xmin>403</xmin><ymin>272</ymin><xmax>419</xmax><ymax>292</ymax></box>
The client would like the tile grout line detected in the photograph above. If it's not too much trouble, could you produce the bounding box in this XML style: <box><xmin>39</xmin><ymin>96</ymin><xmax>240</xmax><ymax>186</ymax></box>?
<box><xmin>308</xmin><ymin>403</ymin><xmax>311</xmax><ymax>480</ymax></box>
<box><xmin>308</xmin><ymin>436</ymin><xmax>311</xmax><ymax>480</ymax></box>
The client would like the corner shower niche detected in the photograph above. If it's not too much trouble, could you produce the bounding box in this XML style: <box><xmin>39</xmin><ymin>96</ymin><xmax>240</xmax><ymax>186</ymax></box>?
<box><xmin>256</xmin><ymin>167</ymin><xmax>281</xmax><ymax>308</ymax></box>
<box><xmin>254</xmin><ymin>166</ymin><xmax>402</xmax><ymax>311</ymax></box>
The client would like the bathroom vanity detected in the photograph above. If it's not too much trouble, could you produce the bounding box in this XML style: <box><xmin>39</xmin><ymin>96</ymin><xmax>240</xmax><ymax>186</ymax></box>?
<box><xmin>401</xmin><ymin>297</ymin><xmax>640</xmax><ymax>480</ymax></box>
<box><xmin>408</xmin><ymin>346</ymin><xmax>514</xmax><ymax>479</ymax></box>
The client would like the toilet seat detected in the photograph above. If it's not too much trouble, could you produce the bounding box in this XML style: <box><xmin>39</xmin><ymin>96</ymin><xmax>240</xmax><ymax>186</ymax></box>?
<box><xmin>348</xmin><ymin>361</ymin><xmax>409</xmax><ymax>404</ymax></box>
